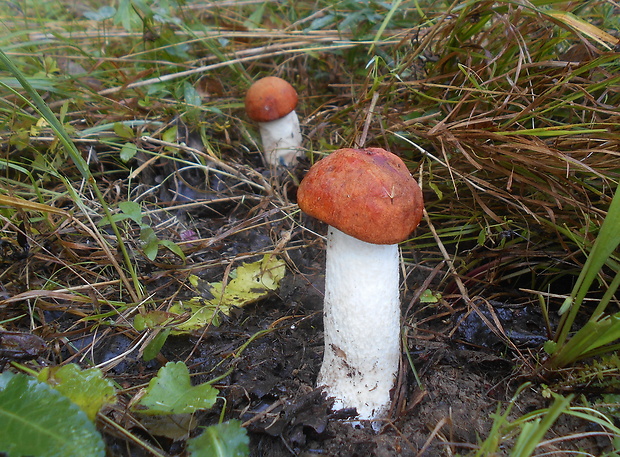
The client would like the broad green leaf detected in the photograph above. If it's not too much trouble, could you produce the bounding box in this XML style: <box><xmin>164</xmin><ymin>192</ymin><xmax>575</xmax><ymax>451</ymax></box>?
<box><xmin>134</xmin><ymin>362</ymin><xmax>218</xmax><ymax>415</ymax></box>
<box><xmin>119</xmin><ymin>201</ymin><xmax>144</xmax><ymax>225</ymax></box>
<box><xmin>134</xmin><ymin>311</ymin><xmax>176</xmax><ymax>361</ymax></box>
<box><xmin>119</xmin><ymin>142</ymin><xmax>137</xmax><ymax>162</ymax></box>
<box><xmin>0</xmin><ymin>372</ymin><xmax>105</xmax><ymax>457</ymax></box>
<box><xmin>162</xmin><ymin>126</ymin><xmax>177</xmax><ymax>144</ymax></box>
<box><xmin>83</xmin><ymin>6</ymin><xmax>116</xmax><ymax>21</ymax></box>
<box><xmin>184</xmin><ymin>82</ymin><xmax>202</xmax><ymax>107</ymax></box>
<box><xmin>37</xmin><ymin>365</ymin><xmax>116</xmax><ymax>421</ymax></box>
<box><xmin>114</xmin><ymin>0</ymin><xmax>143</xmax><ymax>31</ymax></box>
<box><xmin>187</xmin><ymin>420</ymin><xmax>249</xmax><ymax>457</ymax></box>
<box><xmin>113</xmin><ymin>122</ymin><xmax>134</xmax><ymax>139</ymax></box>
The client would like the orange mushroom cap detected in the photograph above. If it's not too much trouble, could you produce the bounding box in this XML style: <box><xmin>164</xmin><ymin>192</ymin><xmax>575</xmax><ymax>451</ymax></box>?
<box><xmin>244</xmin><ymin>76</ymin><xmax>298</xmax><ymax>122</ymax></box>
<box><xmin>297</xmin><ymin>148</ymin><xmax>424</xmax><ymax>245</ymax></box>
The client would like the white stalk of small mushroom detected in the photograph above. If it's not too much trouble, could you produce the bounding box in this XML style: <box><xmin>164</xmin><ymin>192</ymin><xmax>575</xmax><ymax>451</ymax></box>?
<box><xmin>245</xmin><ymin>76</ymin><xmax>302</xmax><ymax>167</ymax></box>
<box><xmin>256</xmin><ymin>110</ymin><xmax>302</xmax><ymax>167</ymax></box>
<box><xmin>297</xmin><ymin>147</ymin><xmax>424</xmax><ymax>423</ymax></box>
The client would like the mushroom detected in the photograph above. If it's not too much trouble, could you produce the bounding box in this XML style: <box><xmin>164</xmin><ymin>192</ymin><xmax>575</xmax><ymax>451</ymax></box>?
<box><xmin>244</xmin><ymin>76</ymin><xmax>302</xmax><ymax>167</ymax></box>
<box><xmin>297</xmin><ymin>147</ymin><xmax>424</xmax><ymax>421</ymax></box>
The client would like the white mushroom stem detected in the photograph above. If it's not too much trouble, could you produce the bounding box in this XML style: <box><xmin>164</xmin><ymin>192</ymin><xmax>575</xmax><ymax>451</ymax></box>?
<box><xmin>317</xmin><ymin>226</ymin><xmax>401</xmax><ymax>420</ymax></box>
<box><xmin>258</xmin><ymin>110</ymin><xmax>302</xmax><ymax>167</ymax></box>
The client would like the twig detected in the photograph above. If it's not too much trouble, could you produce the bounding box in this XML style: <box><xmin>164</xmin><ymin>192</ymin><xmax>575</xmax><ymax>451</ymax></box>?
<box><xmin>355</xmin><ymin>92</ymin><xmax>380</xmax><ymax>148</ymax></box>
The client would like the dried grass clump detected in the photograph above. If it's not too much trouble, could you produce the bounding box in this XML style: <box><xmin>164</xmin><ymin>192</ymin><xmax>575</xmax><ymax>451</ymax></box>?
<box><xmin>397</xmin><ymin>3</ymin><xmax>619</xmax><ymax>227</ymax></box>
<box><xmin>355</xmin><ymin>2</ymin><xmax>620</xmax><ymax>296</ymax></box>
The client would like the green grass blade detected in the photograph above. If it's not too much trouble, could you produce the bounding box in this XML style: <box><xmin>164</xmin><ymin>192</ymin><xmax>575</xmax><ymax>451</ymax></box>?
<box><xmin>510</xmin><ymin>393</ymin><xmax>573</xmax><ymax>457</ymax></box>
<box><xmin>554</xmin><ymin>184</ymin><xmax>620</xmax><ymax>349</ymax></box>
<box><xmin>550</xmin><ymin>316</ymin><xmax>620</xmax><ymax>368</ymax></box>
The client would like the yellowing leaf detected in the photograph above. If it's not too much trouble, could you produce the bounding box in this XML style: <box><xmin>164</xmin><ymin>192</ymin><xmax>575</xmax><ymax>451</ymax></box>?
<box><xmin>30</xmin><ymin>117</ymin><xmax>49</xmax><ymax>136</ymax></box>
<box><xmin>169</xmin><ymin>297</ymin><xmax>223</xmax><ymax>333</ymax></box>
<box><xmin>546</xmin><ymin>11</ymin><xmax>619</xmax><ymax>49</ymax></box>
<box><xmin>168</xmin><ymin>255</ymin><xmax>286</xmax><ymax>333</ymax></box>
<box><xmin>0</xmin><ymin>194</ymin><xmax>69</xmax><ymax>216</ymax></box>
<box><xmin>37</xmin><ymin>364</ymin><xmax>116</xmax><ymax>421</ymax></box>
<box><xmin>208</xmin><ymin>254</ymin><xmax>286</xmax><ymax>308</ymax></box>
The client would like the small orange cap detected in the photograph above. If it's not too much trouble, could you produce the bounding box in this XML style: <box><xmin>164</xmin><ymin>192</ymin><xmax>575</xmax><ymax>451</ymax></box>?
<box><xmin>245</xmin><ymin>76</ymin><xmax>298</xmax><ymax>122</ymax></box>
<box><xmin>297</xmin><ymin>148</ymin><xmax>424</xmax><ymax>245</ymax></box>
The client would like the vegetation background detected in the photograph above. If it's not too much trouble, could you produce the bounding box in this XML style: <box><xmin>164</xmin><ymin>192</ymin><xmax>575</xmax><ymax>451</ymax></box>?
<box><xmin>1</xmin><ymin>0</ymin><xmax>620</xmax><ymax>456</ymax></box>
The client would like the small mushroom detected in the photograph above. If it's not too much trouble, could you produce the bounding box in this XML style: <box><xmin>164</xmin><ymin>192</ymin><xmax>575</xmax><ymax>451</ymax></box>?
<box><xmin>297</xmin><ymin>147</ymin><xmax>424</xmax><ymax>421</ymax></box>
<box><xmin>245</xmin><ymin>76</ymin><xmax>302</xmax><ymax>167</ymax></box>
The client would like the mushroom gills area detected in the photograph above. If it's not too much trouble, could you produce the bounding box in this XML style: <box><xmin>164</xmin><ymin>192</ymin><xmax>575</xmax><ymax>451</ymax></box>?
<box><xmin>258</xmin><ymin>110</ymin><xmax>302</xmax><ymax>166</ymax></box>
<box><xmin>318</xmin><ymin>227</ymin><xmax>400</xmax><ymax>420</ymax></box>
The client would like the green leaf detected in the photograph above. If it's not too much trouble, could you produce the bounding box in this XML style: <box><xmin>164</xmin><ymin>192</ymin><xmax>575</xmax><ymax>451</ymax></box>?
<box><xmin>134</xmin><ymin>361</ymin><xmax>218</xmax><ymax>415</ymax></box>
<box><xmin>0</xmin><ymin>49</ymin><xmax>144</xmax><ymax>300</ymax></box>
<box><xmin>134</xmin><ymin>310</ymin><xmax>176</xmax><ymax>331</ymax></box>
<box><xmin>0</xmin><ymin>372</ymin><xmax>105</xmax><ymax>457</ymax></box>
<box><xmin>162</xmin><ymin>126</ymin><xmax>177</xmax><ymax>144</ymax></box>
<box><xmin>143</xmin><ymin>328</ymin><xmax>171</xmax><ymax>362</ymax></box>
<box><xmin>37</xmin><ymin>365</ymin><xmax>116</xmax><ymax>421</ymax></box>
<box><xmin>119</xmin><ymin>201</ymin><xmax>144</xmax><ymax>225</ymax></box>
<box><xmin>543</xmin><ymin>340</ymin><xmax>557</xmax><ymax>355</ymax></box>
<box><xmin>550</xmin><ymin>314</ymin><xmax>620</xmax><ymax>368</ymax></box>
<box><xmin>428</xmin><ymin>181</ymin><xmax>443</xmax><ymax>200</ymax></box>
<box><xmin>157</xmin><ymin>239</ymin><xmax>186</xmax><ymax>261</ymax></box>
<box><xmin>119</xmin><ymin>142</ymin><xmax>137</xmax><ymax>162</ymax></box>
<box><xmin>184</xmin><ymin>82</ymin><xmax>202</xmax><ymax>107</ymax></box>
<box><xmin>510</xmin><ymin>393</ymin><xmax>573</xmax><ymax>457</ymax></box>
<box><xmin>244</xmin><ymin>2</ymin><xmax>265</xmax><ymax>28</ymax></box>
<box><xmin>114</xmin><ymin>0</ymin><xmax>143</xmax><ymax>31</ymax></box>
<box><xmin>141</xmin><ymin>226</ymin><xmax>159</xmax><ymax>261</ymax></box>
<box><xmin>187</xmin><ymin>420</ymin><xmax>249</xmax><ymax>457</ymax></box>
<box><xmin>83</xmin><ymin>6</ymin><xmax>116</xmax><ymax>21</ymax></box>
<box><xmin>553</xmin><ymin>183</ymin><xmax>620</xmax><ymax>359</ymax></box>
<box><xmin>419</xmin><ymin>289</ymin><xmax>441</xmax><ymax>304</ymax></box>
<box><xmin>113</xmin><ymin>122</ymin><xmax>134</xmax><ymax>139</ymax></box>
